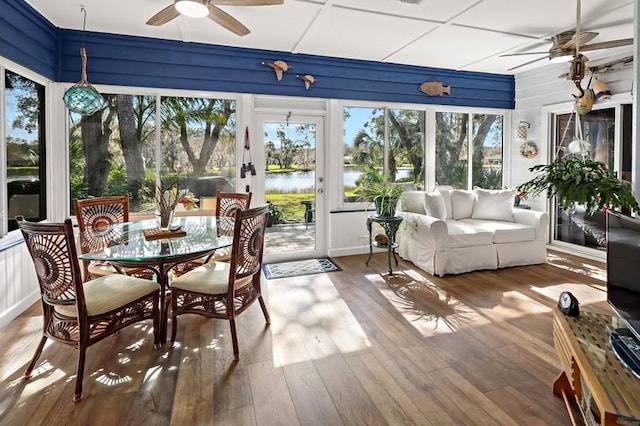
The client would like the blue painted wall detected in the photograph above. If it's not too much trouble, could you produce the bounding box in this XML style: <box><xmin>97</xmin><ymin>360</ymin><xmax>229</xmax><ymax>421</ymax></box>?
<box><xmin>1</xmin><ymin>0</ymin><xmax>514</xmax><ymax>109</ymax></box>
<box><xmin>0</xmin><ymin>0</ymin><xmax>57</xmax><ymax>79</ymax></box>
<box><xmin>58</xmin><ymin>30</ymin><xmax>514</xmax><ymax>109</ymax></box>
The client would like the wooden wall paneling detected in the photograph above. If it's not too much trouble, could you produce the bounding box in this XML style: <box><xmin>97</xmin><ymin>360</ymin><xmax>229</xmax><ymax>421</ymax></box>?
<box><xmin>56</xmin><ymin>30</ymin><xmax>515</xmax><ymax>109</ymax></box>
<box><xmin>0</xmin><ymin>0</ymin><xmax>57</xmax><ymax>79</ymax></box>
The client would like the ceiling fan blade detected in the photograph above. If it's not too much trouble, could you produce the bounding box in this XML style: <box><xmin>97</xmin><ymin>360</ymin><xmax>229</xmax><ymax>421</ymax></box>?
<box><xmin>562</xmin><ymin>31</ymin><xmax>598</xmax><ymax>49</ymax></box>
<box><xmin>146</xmin><ymin>4</ymin><xmax>180</xmax><ymax>26</ymax></box>
<box><xmin>507</xmin><ymin>56</ymin><xmax>548</xmax><ymax>72</ymax></box>
<box><xmin>580</xmin><ymin>38</ymin><xmax>634</xmax><ymax>52</ymax></box>
<box><xmin>500</xmin><ymin>51</ymin><xmax>549</xmax><ymax>57</ymax></box>
<box><xmin>208</xmin><ymin>5</ymin><xmax>251</xmax><ymax>36</ymax></box>
<box><xmin>213</xmin><ymin>0</ymin><xmax>283</xmax><ymax>5</ymax></box>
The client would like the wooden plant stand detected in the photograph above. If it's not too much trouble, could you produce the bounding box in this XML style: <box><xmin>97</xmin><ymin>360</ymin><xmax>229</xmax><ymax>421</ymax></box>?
<box><xmin>552</xmin><ymin>308</ymin><xmax>640</xmax><ymax>425</ymax></box>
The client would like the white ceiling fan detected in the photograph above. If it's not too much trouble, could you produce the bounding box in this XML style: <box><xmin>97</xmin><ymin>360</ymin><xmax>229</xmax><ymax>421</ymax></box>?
<box><xmin>146</xmin><ymin>0</ymin><xmax>283</xmax><ymax>37</ymax></box>
<box><xmin>501</xmin><ymin>0</ymin><xmax>633</xmax><ymax>72</ymax></box>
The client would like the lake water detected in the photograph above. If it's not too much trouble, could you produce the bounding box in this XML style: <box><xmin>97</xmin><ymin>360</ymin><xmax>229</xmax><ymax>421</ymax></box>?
<box><xmin>265</xmin><ymin>169</ymin><xmax>411</xmax><ymax>192</ymax></box>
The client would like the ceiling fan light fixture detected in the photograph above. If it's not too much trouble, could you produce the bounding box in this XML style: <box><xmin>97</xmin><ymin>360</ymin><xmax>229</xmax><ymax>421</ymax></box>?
<box><xmin>175</xmin><ymin>0</ymin><xmax>209</xmax><ymax>18</ymax></box>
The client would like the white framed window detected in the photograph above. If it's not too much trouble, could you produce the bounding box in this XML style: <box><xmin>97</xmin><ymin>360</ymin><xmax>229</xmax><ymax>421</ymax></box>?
<box><xmin>337</xmin><ymin>100</ymin><xmax>508</xmax><ymax>209</ymax></box>
<box><xmin>1</xmin><ymin>58</ymin><xmax>50</xmax><ymax>236</ymax></box>
<box><xmin>67</xmin><ymin>87</ymin><xmax>239</xmax><ymax>215</ymax></box>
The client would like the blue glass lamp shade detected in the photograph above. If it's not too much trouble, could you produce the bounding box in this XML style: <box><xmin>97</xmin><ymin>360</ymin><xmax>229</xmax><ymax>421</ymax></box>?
<box><xmin>63</xmin><ymin>48</ymin><xmax>107</xmax><ymax>115</ymax></box>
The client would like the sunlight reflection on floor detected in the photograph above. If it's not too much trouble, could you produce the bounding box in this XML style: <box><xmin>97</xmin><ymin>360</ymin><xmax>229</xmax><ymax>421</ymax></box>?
<box><xmin>21</xmin><ymin>364</ymin><xmax>66</xmax><ymax>398</ymax></box>
<box><xmin>269</xmin><ymin>274</ymin><xmax>371</xmax><ymax>368</ymax></box>
<box><xmin>530</xmin><ymin>282</ymin><xmax>606</xmax><ymax>307</ymax></box>
<box><xmin>546</xmin><ymin>252</ymin><xmax>606</xmax><ymax>281</ymax></box>
<box><xmin>375</xmin><ymin>269</ymin><xmax>479</xmax><ymax>337</ymax></box>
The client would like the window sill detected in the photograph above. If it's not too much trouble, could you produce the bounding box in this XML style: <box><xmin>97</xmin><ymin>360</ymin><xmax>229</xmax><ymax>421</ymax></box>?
<box><xmin>0</xmin><ymin>229</ymin><xmax>25</xmax><ymax>253</ymax></box>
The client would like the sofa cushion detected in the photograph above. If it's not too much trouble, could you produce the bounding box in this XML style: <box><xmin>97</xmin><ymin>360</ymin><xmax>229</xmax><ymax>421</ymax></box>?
<box><xmin>459</xmin><ymin>219</ymin><xmax>536</xmax><ymax>243</ymax></box>
<box><xmin>438</xmin><ymin>188</ymin><xmax>453</xmax><ymax>220</ymax></box>
<box><xmin>472</xmin><ymin>189</ymin><xmax>515</xmax><ymax>222</ymax></box>
<box><xmin>446</xmin><ymin>220</ymin><xmax>494</xmax><ymax>248</ymax></box>
<box><xmin>424</xmin><ymin>191</ymin><xmax>447</xmax><ymax>220</ymax></box>
<box><xmin>451</xmin><ymin>190</ymin><xmax>474</xmax><ymax>220</ymax></box>
<box><xmin>400</xmin><ymin>191</ymin><xmax>427</xmax><ymax>215</ymax></box>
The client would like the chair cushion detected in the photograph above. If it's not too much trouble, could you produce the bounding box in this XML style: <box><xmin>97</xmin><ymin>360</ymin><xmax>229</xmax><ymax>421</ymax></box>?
<box><xmin>472</xmin><ymin>189</ymin><xmax>515</xmax><ymax>222</ymax></box>
<box><xmin>170</xmin><ymin>262</ymin><xmax>252</xmax><ymax>295</ymax></box>
<box><xmin>424</xmin><ymin>191</ymin><xmax>447</xmax><ymax>220</ymax></box>
<box><xmin>208</xmin><ymin>246</ymin><xmax>232</xmax><ymax>262</ymax></box>
<box><xmin>446</xmin><ymin>220</ymin><xmax>494</xmax><ymax>248</ymax></box>
<box><xmin>451</xmin><ymin>190</ymin><xmax>475</xmax><ymax>220</ymax></box>
<box><xmin>54</xmin><ymin>274</ymin><xmax>159</xmax><ymax>317</ymax></box>
<box><xmin>88</xmin><ymin>262</ymin><xmax>152</xmax><ymax>278</ymax></box>
<box><xmin>459</xmin><ymin>219</ymin><xmax>536</xmax><ymax>244</ymax></box>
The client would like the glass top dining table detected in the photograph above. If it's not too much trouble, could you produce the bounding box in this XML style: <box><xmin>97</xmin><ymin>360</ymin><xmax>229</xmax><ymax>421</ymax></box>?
<box><xmin>78</xmin><ymin>215</ymin><xmax>233</xmax><ymax>342</ymax></box>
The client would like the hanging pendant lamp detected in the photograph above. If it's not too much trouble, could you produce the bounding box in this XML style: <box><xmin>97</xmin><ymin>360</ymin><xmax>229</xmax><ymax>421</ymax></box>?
<box><xmin>63</xmin><ymin>7</ymin><xmax>107</xmax><ymax>115</ymax></box>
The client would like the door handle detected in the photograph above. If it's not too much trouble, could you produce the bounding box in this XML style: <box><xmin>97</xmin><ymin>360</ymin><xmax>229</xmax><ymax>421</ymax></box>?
<box><xmin>318</xmin><ymin>188</ymin><xmax>324</xmax><ymax>194</ymax></box>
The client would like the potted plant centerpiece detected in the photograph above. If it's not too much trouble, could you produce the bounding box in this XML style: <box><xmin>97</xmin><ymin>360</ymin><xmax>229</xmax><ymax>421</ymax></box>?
<box><xmin>356</xmin><ymin>179</ymin><xmax>406</xmax><ymax>218</ymax></box>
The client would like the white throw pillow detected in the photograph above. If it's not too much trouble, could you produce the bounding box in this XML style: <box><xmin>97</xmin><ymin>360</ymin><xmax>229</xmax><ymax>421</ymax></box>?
<box><xmin>399</xmin><ymin>191</ymin><xmax>427</xmax><ymax>214</ymax></box>
<box><xmin>451</xmin><ymin>189</ymin><xmax>475</xmax><ymax>219</ymax></box>
<box><xmin>472</xmin><ymin>189</ymin><xmax>515</xmax><ymax>222</ymax></box>
<box><xmin>424</xmin><ymin>191</ymin><xmax>447</xmax><ymax>220</ymax></box>
<box><xmin>438</xmin><ymin>189</ymin><xmax>453</xmax><ymax>220</ymax></box>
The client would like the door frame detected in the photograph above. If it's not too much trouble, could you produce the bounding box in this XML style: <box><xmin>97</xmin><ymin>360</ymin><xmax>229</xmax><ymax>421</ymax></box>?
<box><xmin>254</xmin><ymin>110</ymin><xmax>327</xmax><ymax>262</ymax></box>
<box><xmin>542</xmin><ymin>93</ymin><xmax>630</xmax><ymax>260</ymax></box>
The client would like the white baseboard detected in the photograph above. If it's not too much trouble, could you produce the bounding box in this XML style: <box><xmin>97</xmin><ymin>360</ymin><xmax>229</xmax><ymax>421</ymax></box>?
<box><xmin>328</xmin><ymin>246</ymin><xmax>368</xmax><ymax>258</ymax></box>
<box><xmin>0</xmin><ymin>291</ymin><xmax>39</xmax><ymax>330</ymax></box>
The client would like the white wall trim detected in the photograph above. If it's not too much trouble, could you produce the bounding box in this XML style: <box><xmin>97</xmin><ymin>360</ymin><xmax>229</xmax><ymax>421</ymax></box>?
<box><xmin>0</xmin><ymin>290</ymin><xmax>39</xmax><ymax>329</ymax></box>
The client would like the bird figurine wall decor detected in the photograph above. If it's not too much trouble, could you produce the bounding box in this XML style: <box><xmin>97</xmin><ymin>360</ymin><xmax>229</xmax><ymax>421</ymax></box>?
<box><xmin>263</xmin><ymin>60</ymin><xmax>290</xmax><ymax>81</ymax></box>
<box><xmin>297</xmin><ymin>74</ymin><xmax>317</xmax><ymax>90</ymax></box>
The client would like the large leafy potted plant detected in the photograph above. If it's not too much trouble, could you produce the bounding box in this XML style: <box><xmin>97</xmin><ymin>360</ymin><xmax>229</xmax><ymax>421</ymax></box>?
<box><xmin>356</xmin><ymin>179</ymin><xmax>406</xmax><ymax>218</ymax></box>
<box><xmin>516</xmin><ymin>156</ymin><xmax>639</xmax><ymax>215</ymax></box>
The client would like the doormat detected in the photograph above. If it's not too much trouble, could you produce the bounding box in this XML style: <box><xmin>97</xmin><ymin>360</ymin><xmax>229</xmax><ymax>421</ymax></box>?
<box><xmin>262</xmin><ymin>257</ymin><xmax>342</xmax><ymax>279</ymax></box>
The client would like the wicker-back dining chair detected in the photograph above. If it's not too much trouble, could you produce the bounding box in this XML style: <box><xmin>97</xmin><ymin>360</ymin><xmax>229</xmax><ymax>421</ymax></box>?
<box><xmin>172</xmin><ymin>191</ymin><xmax>252</xmax><ymax>277</ymax></box>
<box><xmin>17</xmin><ymin>216</ymin><xmax>160</xmax><ymax>402</ymax></box>
<box><xmin>210</xmin><ymin>191</ymin><xmax>252</xmax><ymax>262</ymax></box>
<box><xmin>73</xmin><ymin>195</ymin><xmax>153</xmax><ymax>281</ymax></box>
<box><xmin>169</xmin><ymin>204</ymin><xmax>270</xmax><ymax>360</ymax></box>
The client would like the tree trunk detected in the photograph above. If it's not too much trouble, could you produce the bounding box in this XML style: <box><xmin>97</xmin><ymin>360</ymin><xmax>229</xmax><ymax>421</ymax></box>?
<box><xmin>178</xmin><ymin>99</ymin><xmax>233</xmax><ymax>176</ymax></box>
<box><xmin>387</xmin><ymin>110</ymin><xmax>424</xmax><ymax>183</ymax></box>
<box><xmin>472</xmin><ymin>115</ymin><xmax>498</xmax><ymax>168</ymax></box>
<box><xmin>81</xmin><ymin>108</ymin><xmax>114</xmax><ymax>196</ymax></box>
<box><xmin>116</xmin><ymin>94</ymin><xmax>145</xmax><ymax>209</ymax></box>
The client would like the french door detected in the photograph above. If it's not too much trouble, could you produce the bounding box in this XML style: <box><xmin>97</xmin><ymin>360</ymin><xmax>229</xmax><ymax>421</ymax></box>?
<box><xmin>255</xmin><ymin>112</ymin><xmax>325</xmax><ymax>262</ymax></box>
<box><xmin>550</xmin><ymin>103</ymin><xmax>631</xmax><ymax>256</ymax></box>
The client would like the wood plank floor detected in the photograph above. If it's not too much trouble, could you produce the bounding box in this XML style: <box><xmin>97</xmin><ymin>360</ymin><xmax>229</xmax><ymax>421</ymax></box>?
<box><xmin>0</xmin><ymin>250</ymin><xmax>611</xmax><ymax>425</ymax></box>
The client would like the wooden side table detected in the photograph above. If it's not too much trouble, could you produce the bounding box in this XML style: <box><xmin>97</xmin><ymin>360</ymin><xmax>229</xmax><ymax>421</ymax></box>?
<box><xmin>552</xmin><ymin>308</ymin><xmax>640</xmax><ymax>425</ymax></box>
<box><xmin>365</xmin><ymin>215</ymin><xmax>402</xmax><ymax>274</ymax></box>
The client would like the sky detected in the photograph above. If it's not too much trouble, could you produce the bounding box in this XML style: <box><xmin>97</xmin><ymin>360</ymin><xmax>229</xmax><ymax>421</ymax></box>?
<box><xmin>5</xmin><ymin>88</ymin><xmax>38</xmax><ymax>143</ymax></box>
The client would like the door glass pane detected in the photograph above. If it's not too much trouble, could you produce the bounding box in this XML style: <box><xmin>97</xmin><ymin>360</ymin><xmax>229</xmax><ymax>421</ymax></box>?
<box><xmin>471</xmin><ymin>113</ymin><xmax>503</xmax><ymax>189</ymax></box>
<box><xmin>159</xmin><ymin>96</ymin><xmax>236</xmax><ymax>212</ymax></box>
<box><xmin>6</xmin><ymin>70</ymin><xmax>46</xmax><ymax>231</ymax></box>
<box><xmin>264</xmin><ymin>120</ymin><xmax>316</xmax><ymax>254</ymax></box>
<box><xmin>554</xmin><ymin>108</ymin><xmax>615</xmax><ymax>250</ymax></box>
<box><xmin>69</xmin><ymin>94</ymin><xmax>156</xmax><ymax>212</ymax></box>
<box><xmin>388</xmin><ymin>108</ymin><xmax>424</xmax><ymax>188</ymax></box>
<box><xmin>435</xmin><ymin>112</ymin><xmax>468</xmax><ymax>188</ymax></box>
<box><xmin>342</xmin><ymin>107</ymin><xmax>384</xmax><ymax>202</ymax></box>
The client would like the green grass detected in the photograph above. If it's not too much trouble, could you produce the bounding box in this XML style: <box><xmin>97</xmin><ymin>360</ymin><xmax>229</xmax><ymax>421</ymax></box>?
<box><xmin>266</xmin><ymin>192</ymin><xmax>315</xmax><ymax>221</ymax></box>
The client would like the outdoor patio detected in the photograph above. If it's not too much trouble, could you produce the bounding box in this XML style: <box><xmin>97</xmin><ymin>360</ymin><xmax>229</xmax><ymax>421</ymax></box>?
<box><xmin>265</xmin><ymin>222</ymin><xmax>315</xmax><ymax>253</ymax></box>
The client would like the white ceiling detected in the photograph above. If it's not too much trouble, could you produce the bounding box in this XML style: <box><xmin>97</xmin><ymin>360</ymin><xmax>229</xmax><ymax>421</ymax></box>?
<box><xmin>25</xmin><ymin>0</ymin><xmax>635</xmax><ymax>75</ymax></box>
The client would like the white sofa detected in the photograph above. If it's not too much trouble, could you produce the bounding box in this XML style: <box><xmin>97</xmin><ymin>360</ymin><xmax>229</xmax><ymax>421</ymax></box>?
<box><xmin>396</xmin><ymin>188</ymin><xmax>549</xmax><ymax>276</ymax></box>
